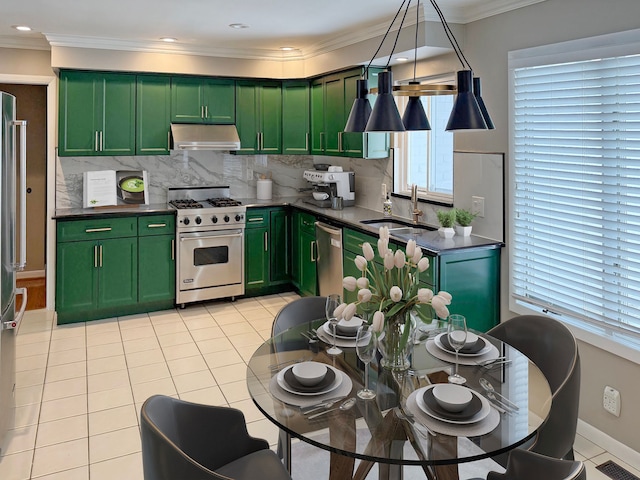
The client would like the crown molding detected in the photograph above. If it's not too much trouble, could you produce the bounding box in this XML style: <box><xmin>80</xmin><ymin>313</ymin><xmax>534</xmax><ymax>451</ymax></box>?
<box><xmin>426</xmin><ymin>0</ymin><xmax>548</xmax><ymax>24</ymax></box>
<box><xmin>0</xmin><ymin>35</ymin><xmax>50</xmax><ymax>51</ymax></box>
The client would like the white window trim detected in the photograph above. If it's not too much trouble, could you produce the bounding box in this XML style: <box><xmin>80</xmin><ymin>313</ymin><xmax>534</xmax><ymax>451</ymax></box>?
<box><xmin>508</xmin><ymin>27</ymin><xmax>640</xmax><ymax>366</ymax></box>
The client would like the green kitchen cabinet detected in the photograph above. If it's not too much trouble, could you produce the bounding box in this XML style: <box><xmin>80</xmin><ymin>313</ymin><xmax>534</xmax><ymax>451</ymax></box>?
<box><xmin>235</xmin><ymin>81</ymin><xmax>282</xmax><ymax>154</ymax></box>
<box><xmin>170</xmin><ymin>76</ymin><xmax>236</xmax><ymax>124</ymax></box>
<box><xmin>282</xmin><ymin>81</ymin><xmax>310</xmax><ymax>154</ymax></box>
<box><xmin>58</xmin><ymin>70</ymin><xmax>136</xmax><ymax>156</ymax></box>
<box><xmin>136</xmin><ymin>75</ymin><xmax>171</xmax><ymax>155</ymax></box>
<box><xmin>138</xmin><ymin>215</ymin><xmax>175</xmax><ymax>304</ymax></box>
<box><xmin>56</xmin><ymin>214</ymin><xmax>176</xmax><ymax>324</ymax></box>
<box><xmin>310</xmin><ymin>67</ymin><xmax>389</xmax><ymax>158</ymax></box>
<box><xmin>244</xmin><ymin>207</ymin><xmax>290</xmax><ymax>295</ymax></box>
<box><xmin>291</xmin><ymin>211</ymin><xmax>317</xmax><ymax>296</ymax></box>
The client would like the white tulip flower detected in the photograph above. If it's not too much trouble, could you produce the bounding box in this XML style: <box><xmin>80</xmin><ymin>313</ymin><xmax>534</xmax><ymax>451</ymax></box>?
<box><xmin>343</xmin><ymin>276</ymin><xmax>357</xmax><ymax>291</ymax></box>
<box><xmin>362</xmin><ymin>242</ymin><xmax>375</xmax><ymax>261</ymax></box>
<box><xmin>394</xmin><ymin>250</ymin><xmax>405</xmax><ymax>269</ymax></box>
<box><xmin>384</xmin><ymin>252</ymin><xmax>395</xmax><ymax>270</ymax></box>
<box><xmin>437</xmin><ymin>291</ymin><xmax>452</xmax><ymax>304</ymax></box>
<box><xmin>372</xmin><ymin>311</ymin><xmax>385</xmax><ymax>333</ymax></box>
<box><xmin>379</xmin><ymin>226</ymin><xmax>389</xmax><ymax>242</ymax></box>
<box><xmin>417</xmin><ymin>257</ymin><xmax>430</xmax><ymax>272</ymax></box>
<box><xmin>358</xmin><ymin>288</ymin><xmax>372</xmax><ymax>303</ymax></box>
<box><xmin>390</xmin><ymin>286</ymin><xmax>403</xmax><ymax>302</ymax></box>
<box><xmin>334</xmin><ymin>303</ymin><xmax>347</xmax><ymax>318</ymax></box>
<box><xmin>356</xmin><ymin>277</ymin><xmax>370</xmax><ymax>289</ymax></box>
<box><xmin>412</xmin><ymin>246</ymin><xmax>423</xmax><ymax>264</ymax></box>
<box><xmin>343</xmin><ymin>303</ymin><xmax>357</xmax><ymax>320</ymax></box>
<box><xmin>406</xmin><ymin>239</ymin><xmax>416</xmax><ymax>258</ymax></box>
<box><xmin>378</xmin><ymin>238</ymin><xmax>389</xmax><ymax>257</ymax></box>
<box><xmin>417</xmin><ymin>288</ymin><xmax>434</xmax><ymax>303</ymax></box>
<box><xmin>431</xmin><ymin>296</ymin><xmax>450</xmax><ymax>318</ymax></box>
<box><xmin>354</xmin><ymin>255</ymin><xmax>368</xmax><ymax>272</ymax></box>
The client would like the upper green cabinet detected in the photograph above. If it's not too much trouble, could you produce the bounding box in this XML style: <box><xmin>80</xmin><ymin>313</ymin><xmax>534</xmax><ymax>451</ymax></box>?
<box><xmin>235</xmin><ymin>81</ymin><xmax>282</xmax><ymax>154</ymax></box>
<box><xmin>282</xmin><ymin>81</ymin><xmax>310</xmax><ymax>155</ymax></box>
<box><xmin>310</xmin><ymin>67</ymin><xmax>389</xmax><ymax>159</ymax></box>
<box><xmin>170</xmin><ymin>76</ymin><xmax>236</xmax><ymax>124</ymax></box>
<box><xmin>136</xmin><ymin>75</ymin><xmax>171</xmax><ymax>155</ymax></box>
<box><xmin>58</xmin><ymin>71</ymin><xmax>136</xmax><ymax>156</ymax></box>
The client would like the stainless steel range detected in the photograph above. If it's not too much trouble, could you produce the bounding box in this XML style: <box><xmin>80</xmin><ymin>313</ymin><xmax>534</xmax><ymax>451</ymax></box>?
<box><xmin>168</xmin><ymin>186</ymin><xmax>246</xmax><ymax>307</ymax></box>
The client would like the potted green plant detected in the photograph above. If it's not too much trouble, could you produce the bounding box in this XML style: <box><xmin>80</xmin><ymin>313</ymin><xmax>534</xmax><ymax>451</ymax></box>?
<box><xmin>455</xmin><ymin>208</ymin><xmax>477</xmax><ymax>237</ymax></box>
<box><xmin>436</xmin><ymin>209</ymin><xmax>457</xmax><ymax>238</ymax></box>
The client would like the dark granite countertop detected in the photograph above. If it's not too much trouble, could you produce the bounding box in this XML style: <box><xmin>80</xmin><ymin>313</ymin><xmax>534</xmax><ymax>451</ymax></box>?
<box><xmin>54</xmin><ymin>204</ymin><xmax>174</xmax><ymax>220</ymax></box>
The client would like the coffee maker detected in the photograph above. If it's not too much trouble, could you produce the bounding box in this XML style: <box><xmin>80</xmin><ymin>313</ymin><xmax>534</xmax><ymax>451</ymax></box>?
<box><xmin>302</xmin><ymin>169</ymin><xmax>356</xmax><ymax>208</ymax></box>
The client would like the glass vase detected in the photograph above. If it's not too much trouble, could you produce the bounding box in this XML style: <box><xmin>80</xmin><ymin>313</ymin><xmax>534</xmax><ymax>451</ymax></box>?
<box><xmin>377</xmin><ymin>311</ymin><xmax>416</xmax><ymax>371</ymax></box>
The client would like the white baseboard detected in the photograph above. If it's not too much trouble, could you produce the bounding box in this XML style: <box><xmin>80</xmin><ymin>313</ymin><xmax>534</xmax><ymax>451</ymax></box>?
<box><xmin>17</xmin><ymin>270</ymin><xmax>45</xmax><ymax>280</ymax></box>
<box><xmin>577</xmin><ymin>419</ymin><xmax>640</xmax><ymax>469</ymax></box>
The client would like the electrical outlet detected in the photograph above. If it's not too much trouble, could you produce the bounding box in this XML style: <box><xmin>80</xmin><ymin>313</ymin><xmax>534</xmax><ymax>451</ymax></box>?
<box><xmin>603</xmin><ymin>386</ymin><xmax>621</xmax><ymax>416</ymax></box>
<box><xmin>472</xmin><ymin>196</ymin><xmax>485</xmax><ymax>218</ymax></box>
<box><xmin>381</xmin><ymin>183</ymin><xmax>387</xmax><ymax>198</ymax></box>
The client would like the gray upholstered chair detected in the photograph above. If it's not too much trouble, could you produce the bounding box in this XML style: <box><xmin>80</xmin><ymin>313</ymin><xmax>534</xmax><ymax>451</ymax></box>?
<box><xmin>488</xmin><ymin>314</ymin><xmax>580</xmax><ymax>460</ymax></box>
<box><xmin>271</xmin><ymin>295</ymin><xmax>328</xmax><ymax>337</ymax></box>
<box><xmin>487</xmin><ymin>449</ymin><xmax>586</xmax><ymax>480</ymax></box>
<box><xmin>140</xmin><ymin>395</ymin><xmax>291</xmax><ymax>480</ymax></box>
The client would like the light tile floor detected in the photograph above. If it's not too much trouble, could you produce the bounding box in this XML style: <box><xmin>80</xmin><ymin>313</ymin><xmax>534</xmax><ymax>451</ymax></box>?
<box><xmin>0</xmin><ymin>291</ymin><xmax>638</xmax><ymax>480</ymax></box>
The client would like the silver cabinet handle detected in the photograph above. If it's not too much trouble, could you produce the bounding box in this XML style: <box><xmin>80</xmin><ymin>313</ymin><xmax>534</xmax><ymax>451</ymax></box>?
<box><xmin>99</xmin><ymin>245</ymin><xmax>103</xmax><ymax>267</ymax></box>
<box><xmin>95</xmin><ymin>131</ymin><xmax>99</xmax><ymax>151</ymax></box>
<box><xmin>205</xmin><ymin>105</ymin><xmax>209</xmax><ymax>119</ymax></box>
<box><xmin>147</xmin><ymin>224</ymin><xmax>167</xmax><ymax>228</ymax></box>
<box><xmin>86</xmin><ymin>227</ymin><xmax>112</xmax><ymax>233</ymax></box>
<box><xmin>167</xmin><ymin>131</ymin><xmax>171</xmax><ymax>150</ymax></box>
<box><xmin>100</xmin><ymin>131</ymin><xmax>103</xmax><ymax>151</ymax></box>
<box><xmin>256</xmin><ymin>132</ymin><xmax>261</xmax><ymax>151</ymax></box>
<box><xmin>201</xmin><ymin>105</ymin><xmax>204</xmax><ymax>119</ymax></box>
<box><xmin>264</xmin><ymin>231</ymin><xmax>268</xmax><ymax>251</ymax></box>
<box><xmin>248</xmin><ymin>217</ymin><xmax>264</xmax><ymax>222</ymax></box>
<box><xmin>305</xmin><ymin>132</ymin><xmax>309</xmax><ymax>151</ymax></box>
<box><xmin>311</xmin><ymin>240</ymin><xmax>316</xmax><ymax>262</ymax></box>
<box><xmin>171</xmin><ymin>239</ymin><xmax>175</xmax><ymax>261</ymax></box>
<box><xmin>94</xmin><ymin>245</ymin><xmax>98</xmax><ymax>268</ymax></box>
<box><xmin>338</xmin><ymin>131</ymin><xmax>343</xmax><ymax>152</ymax></box>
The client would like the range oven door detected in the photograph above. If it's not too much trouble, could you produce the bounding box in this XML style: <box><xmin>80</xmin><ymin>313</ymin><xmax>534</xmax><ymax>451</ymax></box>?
<box><xmin>178</xmin><ymin>228</ymin><xmax>244</xmax><ymax>292</ymax></box>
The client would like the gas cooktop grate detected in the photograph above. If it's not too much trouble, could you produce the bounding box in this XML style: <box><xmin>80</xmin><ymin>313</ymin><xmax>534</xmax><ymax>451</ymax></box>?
<box><xmin>206</xmin><ymin>197</ymin><xmax>243</xmax><ymax>207</ymax></box>
<box><xmin>169</xmin><ymin>199</ymin><xmax>204</xmax><ymax>209</ymax></box>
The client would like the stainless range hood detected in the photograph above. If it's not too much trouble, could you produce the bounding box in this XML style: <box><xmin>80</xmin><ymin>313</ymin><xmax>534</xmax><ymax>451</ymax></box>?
<box><xmin>170</xmin><ymin>124</ymin><xmax>241</xmax><ymax>150</ymax></box>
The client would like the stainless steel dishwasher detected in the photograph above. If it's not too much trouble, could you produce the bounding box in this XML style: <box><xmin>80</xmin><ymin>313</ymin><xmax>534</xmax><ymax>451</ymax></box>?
<box><xmin>314</xmin><ymin>221</ymin><xmax>343</xmax><ymax>297</ymax></box>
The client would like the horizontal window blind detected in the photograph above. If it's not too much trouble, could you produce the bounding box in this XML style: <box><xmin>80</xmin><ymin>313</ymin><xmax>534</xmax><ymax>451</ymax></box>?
<box><xmin>512</xmin><ymin>51</ymin><xmax>640</xmax><ymax>340</ymax></box>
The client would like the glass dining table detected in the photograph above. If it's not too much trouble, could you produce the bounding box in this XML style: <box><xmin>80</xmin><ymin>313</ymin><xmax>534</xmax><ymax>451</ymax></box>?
<box><xmin>246</xmin><ymin>319</ymin><xmax>552</xmax><ymax>480</ymax></box>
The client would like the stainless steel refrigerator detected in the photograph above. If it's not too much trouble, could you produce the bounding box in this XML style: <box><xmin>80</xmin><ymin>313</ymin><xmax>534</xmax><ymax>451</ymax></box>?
<box><xmin>0</xmin><ymin>91</ymin><xmax>28</xmax><ymax>453</ymax></box>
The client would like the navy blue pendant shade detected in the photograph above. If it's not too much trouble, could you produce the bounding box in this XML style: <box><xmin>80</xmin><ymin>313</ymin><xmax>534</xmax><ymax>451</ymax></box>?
<box><xmin>365</xmin><ymin>71</ymin><xmax>406</xmax><ymax>132</ymax></box>
<box><xmin>473</xmin><ymin>77</ymin><xmax>495</xmax><ymax>130</ymax></box>
<box><xmin>402</xmin><ymin>84</ymin><xmax>431</xmax><ymax>131</ymax></box>
<box><xmin>344</xmin><ymin>79</ymin><xmax>372</xmax><ymax>133</ymax></box>
<box><xmin>446</xmin><ymin>70</ymin><xmax>488</xmax><ymax>131</ymax></box>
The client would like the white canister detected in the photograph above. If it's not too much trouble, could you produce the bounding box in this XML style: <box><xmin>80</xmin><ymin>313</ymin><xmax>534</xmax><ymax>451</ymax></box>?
<box><xmin>256</xmin><ymin>179</ymin><xmax>273</xmax><ymax>200</ymax></box>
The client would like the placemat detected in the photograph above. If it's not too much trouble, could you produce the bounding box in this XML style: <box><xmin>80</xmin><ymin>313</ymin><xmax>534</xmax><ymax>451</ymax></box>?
<box><xmin>405</xmin><ymin>389</ymin><xmax>500</xmax><ymax>436</ymax></box>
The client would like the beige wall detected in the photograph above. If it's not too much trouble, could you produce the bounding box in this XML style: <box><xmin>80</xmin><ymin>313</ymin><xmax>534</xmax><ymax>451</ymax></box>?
<box><xmin>0</xmin><ymin>48</ymin><xmax>53</xmax><ymax>77</ymax></box>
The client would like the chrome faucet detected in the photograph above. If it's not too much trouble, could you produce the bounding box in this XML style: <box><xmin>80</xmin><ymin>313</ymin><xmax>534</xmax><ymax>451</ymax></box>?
<box><xmin>411</xmin><ymin>184</ymin><xmax>423</xmax><ymax>224</ymax></box>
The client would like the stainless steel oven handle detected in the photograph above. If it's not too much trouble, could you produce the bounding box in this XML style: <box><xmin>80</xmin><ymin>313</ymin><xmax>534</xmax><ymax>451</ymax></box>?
<box><xmin>180</xmin><ymin>233</ymin><xmax>243</xmax><ymax>242</ymax></box>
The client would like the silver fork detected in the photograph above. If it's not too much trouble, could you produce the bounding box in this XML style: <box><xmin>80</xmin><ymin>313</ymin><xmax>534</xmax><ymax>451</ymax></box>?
<box><xmin>394</xmin><ymin>407</ymin><xmax>435</xmax><ymax>437</ymax></box>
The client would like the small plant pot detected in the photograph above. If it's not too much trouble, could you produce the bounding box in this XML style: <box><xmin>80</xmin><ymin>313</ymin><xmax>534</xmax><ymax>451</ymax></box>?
<box><xmin>455</xmin><ymin>225</ymin><xmax>472</xmax><ymax>237</ymax></box>
<box><xmin>438</xmin><ymin>227</ymin><xmax>455</xmax><ymax>239</ymax></box>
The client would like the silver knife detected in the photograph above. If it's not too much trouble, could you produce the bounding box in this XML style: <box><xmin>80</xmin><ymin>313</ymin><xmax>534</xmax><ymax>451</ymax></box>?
<box><xmin>299</xmin><ymin>396</ymin><xmax>345</xmax><ymax>414</ymax></box>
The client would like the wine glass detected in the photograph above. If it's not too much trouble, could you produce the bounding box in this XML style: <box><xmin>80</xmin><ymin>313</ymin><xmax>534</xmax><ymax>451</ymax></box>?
<box><xmin>356</xmin><ymin>324</ymin><xmax>377</xmax><ymax>400</ymax></box>
<box><xmin>325</xmin><ymin>294</ymin><xmax>342</xmax><ymax>355</ymax></box>
<box><xmin>447</xmin><ymin>314</ymin><xmax>467</xmax><ymax>384</ymax></box>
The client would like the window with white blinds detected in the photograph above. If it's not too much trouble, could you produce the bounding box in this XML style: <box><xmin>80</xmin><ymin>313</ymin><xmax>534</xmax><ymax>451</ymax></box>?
<box><xmin>509</xmin><ymin>30</ymin><xmax>640</xmax><ymax>349</ymax></box>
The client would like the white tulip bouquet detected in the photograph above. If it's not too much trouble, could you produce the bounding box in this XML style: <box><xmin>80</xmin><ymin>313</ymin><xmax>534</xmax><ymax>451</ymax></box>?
<box><xmin>335</xmin><ymin>226</ymin><xmax>452</xmax><ymax>336</ymax></box>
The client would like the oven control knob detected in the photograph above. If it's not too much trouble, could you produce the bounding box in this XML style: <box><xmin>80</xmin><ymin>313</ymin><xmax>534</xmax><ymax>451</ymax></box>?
<box><xmin>211</xmin><ymin>216</ymin><xmax>218</xmax><ymax>223</ymax></box>
<box><xmin>224</xmin><ymin>215</ymin><xmax>230</xmax><ymax>223</ymax></box>
<box><xmin>183</xmin><ymin>218</ymin><xmax>190</xmax><ymax>225</ymax></box>
<box><xmin>235</xmin><ymin>214</ymin><xmax>242</xmax><ymax>222</ymax></box>
<box><xmin>195</xmin><ymin>216</ymin><xmax>202</xmax><ymax>225</ymax></box>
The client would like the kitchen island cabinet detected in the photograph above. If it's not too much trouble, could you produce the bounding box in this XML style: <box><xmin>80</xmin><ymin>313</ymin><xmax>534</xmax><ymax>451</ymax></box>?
<box><xmin>244</xmin><ymin>207</ymin><xmax>290</xmax><ymax>296</ymax></box>
<box><xmin>58</xmin><ymin>70</ymin><xmax>136</xmax><ymax>156</ymax></box>
<box><xmin>55</xmin><ymin>213</ymin><xmax>175</xmax><ymax>324</ymax></box>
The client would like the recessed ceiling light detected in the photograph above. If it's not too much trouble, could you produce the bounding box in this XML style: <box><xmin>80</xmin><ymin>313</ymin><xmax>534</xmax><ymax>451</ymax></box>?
<box><xmin>13</xmin><ymin>25</ymin><xmax>32</xmax><ymax>32</ymax></box>
<box><xmin>229</xmin><ymin>23</ymin><xmax>249</xmax><ymax>29</ymax></box>
<box><xmin>160</xmin><ymin>37</ymin><xmax>177</xmax><ymax>43</ymax></box>
<box><xmin>395</xmin><ymin>57</ymin><xmax>409</xmax><ymax>62</ymax></box>
<box><xmin>280</xmin><ymin>47</ymin><xmax>295</xmax><ymax>51</ymax></box>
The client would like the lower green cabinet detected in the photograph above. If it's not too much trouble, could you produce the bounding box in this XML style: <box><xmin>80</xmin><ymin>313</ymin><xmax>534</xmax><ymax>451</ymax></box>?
<box><xmin>244</xmin><ymin>207</ymin><xmax>290</xmax><ymax>296</ymax></box>
<box><xmin>56</xmin><ymin>214</ymin><xmax>175</xmax><ymax>323</ymax></box>
<box><xmin>291</xmin><ymin>211</ymin><xmax>317</xmax><ymax>296</ymax></box>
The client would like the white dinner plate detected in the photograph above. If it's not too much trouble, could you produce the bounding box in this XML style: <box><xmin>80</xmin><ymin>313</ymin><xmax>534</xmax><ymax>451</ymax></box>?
<box><xmin>416</xmin><ymin>385</ymin><xmax>491</xmax><ymax>425</ymax></box>
<box><xmin>434</xmin><ymin>332</ymin><xmax>493</xmax><ymax>357</ymax></box>
<box><xmin>276</xmin><ymin>364</ymin><xmax>343</xmax><ymax>396</ymax></box>
<box><xmin>322</xmin><ymin>321</ymin><xmax>370</xmax><ymax>341</ymax></box>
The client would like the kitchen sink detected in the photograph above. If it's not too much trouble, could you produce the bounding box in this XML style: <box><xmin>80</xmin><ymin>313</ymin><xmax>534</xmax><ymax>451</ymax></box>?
<box><xmin>360</xmin><ymin>218</ymin><xmax>436</xmax><ymax>234</ymax></box>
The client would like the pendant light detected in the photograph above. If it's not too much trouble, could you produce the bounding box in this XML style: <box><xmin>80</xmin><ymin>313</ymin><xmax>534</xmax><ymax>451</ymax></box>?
<box><xmin>402</xmin><ymin>0</ymin><xmax>430</xmax><ymax>131</ymax></box>
<box><xmin>473</xmin><ymin>76</ymin><xmax>495</xmax><ymax>129</ymax></box>
<box><xmin>344</xmin><ymin>79</ymin><xmax>372</xmax><ymax>133</ymax></box>
<box><xmin>365</xmin><ymin>71</ymin><xmax>406</xmax><ymax>131</ymax></box>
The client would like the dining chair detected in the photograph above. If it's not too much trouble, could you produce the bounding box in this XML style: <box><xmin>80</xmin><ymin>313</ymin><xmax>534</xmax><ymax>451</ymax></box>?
<box><xmin>140</xmin><ymin>395</ymin><xmax>292</xmax><ymax>480</ymax></box>
<box><xmin>271</xmin><ymin>295</ymin><xmax>328</xmax><ymax>337</ymax></box>
<box><xmin>486</xmin><ymin>448</ymin><xmax>586</xmax><ymax>480</ymax></box>
<box><xmin>487</xmin><ymin>314</ymin><xmax>580</xmax><ymax>460</ymax></box>
<box><xmin>271</xmin><ymin>295</ymin><xmax>327</xmax><ymax>469</ymax></box>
